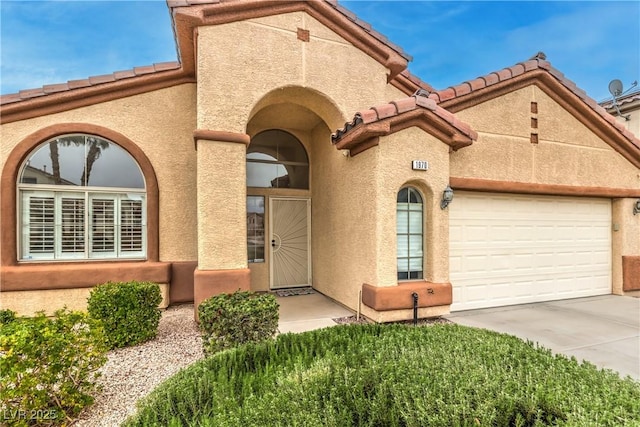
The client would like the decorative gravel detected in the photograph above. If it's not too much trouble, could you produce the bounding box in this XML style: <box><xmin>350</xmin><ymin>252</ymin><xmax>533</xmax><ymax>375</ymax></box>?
<box><xmin>71</xmin><ymin>305</ymin><xmax>448</xmax><ymax>426</ymax></box>
<box><xmin>72</xmin><ymin>304</ymin><xmax>204</xmax><ymax>427</ymax></box>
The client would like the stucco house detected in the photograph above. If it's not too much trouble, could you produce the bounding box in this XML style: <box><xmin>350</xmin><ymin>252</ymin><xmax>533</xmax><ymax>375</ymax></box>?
<box><xmin>1</xmin><ymin>0</ymin><xmax>639</xmax><ymax>322</ymax></box>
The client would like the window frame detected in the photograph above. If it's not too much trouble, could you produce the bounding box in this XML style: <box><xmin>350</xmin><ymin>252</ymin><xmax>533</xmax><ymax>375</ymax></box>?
<box><xmin>396</xmin><ymin>186</ymin><xmax>424</xmax><ymax>281</ymax></box>
<box><xmin>246</xmin><ymin>129</ymin><xmax>309</xmax><ymax>189</ymax></box>
<box><xmin>16</xmin><ymin>133</ymin><xmax>148</xmax><ymax>263</ymax></box>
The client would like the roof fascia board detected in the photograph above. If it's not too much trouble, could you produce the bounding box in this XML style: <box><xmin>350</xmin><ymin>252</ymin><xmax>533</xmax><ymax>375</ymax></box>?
<box><xmin>174</xmin><ymin>0</ymin><xmax>409</xmax><ymax>81</ymax></box>
<box><xmin>335</xmin><ymin>108</ymin><xmax>474</xmax><ymax>156</ymax></box>
<box><xmin>0</xmin><ymin>70</ymin><xmax>195</xmax><ymax>125</ymax></box>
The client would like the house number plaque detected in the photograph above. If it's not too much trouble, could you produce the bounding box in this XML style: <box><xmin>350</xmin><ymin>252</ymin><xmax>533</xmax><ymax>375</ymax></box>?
<box><xmin>412</xmin><ymin>160</ymin><xmax>429</xmax><ymax>171</ymax></box>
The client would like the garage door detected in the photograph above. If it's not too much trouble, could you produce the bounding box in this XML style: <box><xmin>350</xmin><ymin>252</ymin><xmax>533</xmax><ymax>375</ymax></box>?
<box><xmin>450</xmin><ymin>192</ymin><xmax>611</xmax><ymax>311</ymax></box>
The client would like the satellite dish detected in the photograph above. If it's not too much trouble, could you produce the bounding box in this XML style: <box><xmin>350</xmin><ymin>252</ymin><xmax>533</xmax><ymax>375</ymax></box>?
<box><xmin>608</xmin><ymin>79</ymin><xmax>623</xmax><ymax>97</ymax></box>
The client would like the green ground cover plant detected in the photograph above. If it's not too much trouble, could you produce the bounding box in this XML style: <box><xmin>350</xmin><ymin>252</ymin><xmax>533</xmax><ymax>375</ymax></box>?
<box><xmin>124</xmin><ymin>323</ymin><xmax>640</xmax><ymax>427</ymax></box>
<box><xmin>198</xmin><ymin>290</ymin><xmax>278</xmax><ymax>356</ymax></box>
<box><xmin>87</xmin><ymin>281</ymin><xmax>162</xmax><ymax>349</ymax></box>
<box><xmin>0</xmin><ymin>309</ymin><xmax>107</xmax><ymax>426</ymax></box>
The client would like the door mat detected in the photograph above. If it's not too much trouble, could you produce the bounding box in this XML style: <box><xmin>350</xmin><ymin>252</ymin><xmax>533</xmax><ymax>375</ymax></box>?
<box><xmin>273</xmin><ymin>287</ymin><xmax>315</xmax><ymax>297</ymax></box>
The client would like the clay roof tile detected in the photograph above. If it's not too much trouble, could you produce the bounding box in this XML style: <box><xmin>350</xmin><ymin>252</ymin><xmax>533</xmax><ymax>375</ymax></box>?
<box><xmin>496</xmin><ymin>68</ymin><xmax>512</xmax><ymax>81</ymax></box>
<box><xmin>0</xmin><ymin>93</ymin><xmax>24</xmax><ymax>105</ymax></box>
<box><xmin>484</xmin><ymin>72</ymin><xmax>500</xmax><ymax>86</ymax></box>
<box><xmin>468</xmin><ymin>78</ymin><xmax>486</xmax><ymax>91</ymax></box>
<box><xmin>509</xmin><ymin>64</ymin><xmax>525</xmax><ymax>77</ymax></box>
<box><xmin>392</xmin><ymin>97</ymin><xmax>417</xmax><ymax>114</ymax></box>
<box><xmin>89</xmin><ymin>74</ymin><xmax>116</xmax><ymax>85</ymax></box>
<box><xmin>453</xmin><ymin>82</ymin><xmax>472</xmax><ymax>97</ymax></box>
<box><xmin>133</xmin><ymin>65</ymin><xmax>156</xmax><ymax>75</ymax></box>
<box><xmin>67</xmin><ymin>79</ymin><xmax>92</xmax><ymax>90</ymax></box>
<box><xmin>153</xmin><ymin>61</ymin><xmax>181</xmax><ymax>72</ymax></box>
<box><xmin>437</xmin><ymin>88</ymin><xmax>456</xmax><ymax>102</ymax></box>
<box><xmin>414</xmin><ymin>95</ymin><xmax>436</xmax><ymax>110</ymax></box>
<box><xmin>372</xmin><ymin>103</ymin><xmax>397</xmax><ymax>120</ymax></box>
<box><xmin>113</xmin><ymin>69</ymin><xmax>137</xmax><ymax>80</ymax></box>
<box><xmin>18</xmin><ymin>88</ymin><xmax>46</xmax><ymax>99</ymax></box>
<box><xmin>42</xmin><ymin>83</ymin><xmax>70</xmax><ymax>94</ymax></box>
<box><xmin>358</xmin><ymin>109</ymin><xmax>379</xmax><ymax>124</ymax></box>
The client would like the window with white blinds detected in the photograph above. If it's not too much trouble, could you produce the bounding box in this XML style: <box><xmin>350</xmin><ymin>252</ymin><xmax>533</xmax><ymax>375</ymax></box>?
<box><xmin>20</xmin><ymin>191</ymin><xmax>146</xmax><ymax>261</ymax></box>
<box><xmin>396</xmin><ymin>187</ymin><xmax>424</xmax><ymax>281</ymax></box>
<box><xmin>18</xmin><ymin>133</ymin><xmax>146</xmax><ymax>262</ymax></box>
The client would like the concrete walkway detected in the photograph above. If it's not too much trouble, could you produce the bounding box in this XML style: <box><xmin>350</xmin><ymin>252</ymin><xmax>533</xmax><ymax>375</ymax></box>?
<box><xmin>277</xmin><ymin>292</ymin><xmax>354</xmax><ymax>334</ymax></box>
<box><xmin>445</xmin><ymin>295</ymin><xmax>640</xmax><ymax>380</ymax></box>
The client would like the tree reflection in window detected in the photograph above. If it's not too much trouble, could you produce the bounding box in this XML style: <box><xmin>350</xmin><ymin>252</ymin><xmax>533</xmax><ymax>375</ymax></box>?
<box><xmin>247</xmin><ymin>130</ymin><xmax>309</xmax><ymax>189</ymax></box>
<box><xmin>18</xmin><ymin>134</ymin><xmax>146</xmax><ymax>261</ymax></box>
<box><xmin>19</xmin><ymin>135</ymin><xmax>144</xmax><ymax>188</ymax></box>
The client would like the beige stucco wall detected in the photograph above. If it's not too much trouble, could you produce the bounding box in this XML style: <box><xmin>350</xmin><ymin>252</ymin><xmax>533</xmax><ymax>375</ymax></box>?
<box><xmin>0</xmin><ymin>284</ymin><xmax>170</xmax><ymax>317</ymax></box>
<box><xmin>310</xmin><ymin>125</ymin><xmax>453</xmax><ymax>317</ymax></box>
<box><xmin>451</xmin><ymin>85</ymin><xmax>640</xmax><ymax>189</ymax></box>
<box><xmin>377</xmin><ymin>127</ymin><xmax>452</xmax><ymax>285</ymax></box>
<box><xmin>451</xmin><ymin>84</ymin><xmax>640</xmax><ymax>298</ymax></box>
<box><xmin>195</xmin><ymin>9</ymin><xmax>408</xmax><ymax>297</ymax></box>
<box><xmin>311</xmin><ymin>123</ymin><xmax>380</xmax><ymax>311</ymax></box>
<box><xmin>196</xmin><ymin>139</ymin><xmax>247</xmax><ymax>270</ymax></box>
<box><xmin>196</xmin><ymin>11</ymin><xmax>403</xmax><ymax>133</ymax></box>
<box><xmin>0</xmin><ymin>84</ymin><xmax>198</xmax><ymax>263</ymax></box>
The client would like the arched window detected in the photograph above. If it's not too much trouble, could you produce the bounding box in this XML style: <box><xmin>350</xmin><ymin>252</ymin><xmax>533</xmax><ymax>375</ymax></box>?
<box><xmin>397</xmin><ymin>187</ymin><xmax>423</xmax><ymax>280</ymax></box>
<box><xmin>246</xmin><ymin>130</ymin><xmax>309</xmax><ymax>189</ymax></box>
<box><xmin>18</xmin><ymin>134</ymin><xmax>146</xmax><ymax>261</ymax></box>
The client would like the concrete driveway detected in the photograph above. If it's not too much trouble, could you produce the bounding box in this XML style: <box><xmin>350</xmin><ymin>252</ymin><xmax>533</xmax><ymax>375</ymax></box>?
<box><xmin>445</xmin><ymin>295</ymin><xmax>640</xmax><ymax>380</ymax></box>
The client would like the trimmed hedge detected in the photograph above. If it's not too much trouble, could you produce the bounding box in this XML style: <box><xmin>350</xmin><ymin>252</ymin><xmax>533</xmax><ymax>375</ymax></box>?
<box><xmin>124</xmin><ymin>324</ymin><xmax>640</xmax><ymax>427</ymax></box>
<box><xmin>87</xmin><ymin>281</ymin><xmax>162</xmax><ymax>349</ymax></box>
<box><xmin>0</xmin><ymin>310</ymin><xmax>107</xmax><ymax>426</ymax></box>
<box><xmin>198</xmin><ymin>290</ymin><xmax>279</xmax><ymax>356</ymax></box>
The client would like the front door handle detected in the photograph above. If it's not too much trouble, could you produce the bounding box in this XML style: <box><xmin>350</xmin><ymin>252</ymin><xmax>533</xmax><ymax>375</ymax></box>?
<box><xmin>271</xmin><ymin>239</ymin><xmax>276</xmax><ymax>247</ymax></box>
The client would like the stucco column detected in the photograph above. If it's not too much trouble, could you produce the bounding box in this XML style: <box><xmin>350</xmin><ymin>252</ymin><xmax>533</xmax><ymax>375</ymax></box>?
<box><xmin>193</xmin><ymin>130</ymin><xmax>251</xmax><ymax>315</ymax></box>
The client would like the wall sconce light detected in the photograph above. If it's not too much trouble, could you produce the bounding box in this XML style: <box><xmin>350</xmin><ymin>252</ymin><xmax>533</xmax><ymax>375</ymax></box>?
<box><xmin>440</xmin><ymin>186</ymin><xmax>454</xmax><ymax>209</ymax></box>
<box><xmin>634</xmin><ymin>200</ymin><xmax>640</xmax><ymax>215</ymax></box>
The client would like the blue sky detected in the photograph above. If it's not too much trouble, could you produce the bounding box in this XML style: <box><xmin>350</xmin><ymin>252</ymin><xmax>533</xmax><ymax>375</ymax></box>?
<box><xmin>1</xmin><ymin>1</ymin><xmax>638</xmax><ymax>102</ymax></box>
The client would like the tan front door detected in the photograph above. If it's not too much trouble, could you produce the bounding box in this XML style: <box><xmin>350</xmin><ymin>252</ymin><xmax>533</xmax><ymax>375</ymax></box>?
<box><xmin>269</xmin><ymin>197</ymin><xmax>311</xmax><ymax>289</ymax></box>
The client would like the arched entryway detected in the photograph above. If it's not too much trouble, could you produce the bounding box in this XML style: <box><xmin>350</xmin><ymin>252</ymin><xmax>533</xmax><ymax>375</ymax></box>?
<box><xmin>245</xmin><ymin>86</ymin><xmax>345</xmax><ymax>292</ymax></box>
<box><xmin>246</xmin><ymin>130</ymin><xmax>311</xmax><ymax>289</ymax></box>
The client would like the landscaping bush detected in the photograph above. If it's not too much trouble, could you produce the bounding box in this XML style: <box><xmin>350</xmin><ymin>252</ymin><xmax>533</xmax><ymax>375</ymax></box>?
<box><xmin>87</xmin><ymin>281</ymin><xmax>162</xmax><ymax>349</ymax></box>
<box><xmin>0</xmin><ymin>308</ymin><xmax>16</xmax><ymax>325</ymax></box>
<box><xmin>198</xmin><ymin>290</ymin><xmax>278</xmax><ymax>356</ymax></box>
<box><xmin>0</xmin><ymin>309</ymin><xmax>107</xmax><ymax>426</ymax></box>
<box><xmin>124</xmin><ymin>324</ymin><xmax>640</xmax><ymax>427</ymax></box>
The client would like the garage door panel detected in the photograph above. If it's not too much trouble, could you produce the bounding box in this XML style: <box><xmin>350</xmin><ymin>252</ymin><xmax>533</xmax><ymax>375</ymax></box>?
<box><xmin>450</xmin><ymin>192</ymin><xmax>611</xmax><ymax>311</ymax></box>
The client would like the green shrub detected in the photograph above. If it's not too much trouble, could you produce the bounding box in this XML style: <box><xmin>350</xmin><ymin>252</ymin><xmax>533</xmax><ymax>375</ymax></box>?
<box><xmin>198</xmin><ymin>290</ymin><xmax>278</xmax><ymax>356</ymax></box>
<box><xmin>0</xmin><ymin>308</ymin><xmax>16</xmax><ymax>325</ymax></box>
<box><xmin>0</xmin><ymin>309</ymin><xmax>107</xmax><ymax>426</ymax></box>
<box><xmin>87</xmin><ymin>281</ymin><xmax>162</xmax><ymax>349</ymax></box>
<box><xmin>125</xmin><ymin>324</ymin><xmax>640</xmax><ymax>427</ymax></box>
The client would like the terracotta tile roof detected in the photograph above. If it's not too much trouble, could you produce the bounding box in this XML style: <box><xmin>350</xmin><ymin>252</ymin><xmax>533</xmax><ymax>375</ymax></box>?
<box><xmin>0</xmin><ymin>62</ymin><xmax>181</xmax><ymax>106</ymax></box>
<box><xmin>601</xmin><ymin>89</ymin><xmax>640</xmax><ymax>109</ymax></box>
<box><xmin>330</xmin><ymin>2</ymin><xmax>411</xmax><ymax>61</ymax></box>
<box><xmin>168</xmin><ymin>0</ymin><xmax>412</xmax><ymax>61</ymax></box>
<box><xmin>331</xmin><ymin>91</ymin><xmax>477</xmax><ymax>155</ymax></box>
<box><xmin>2</xmin><ymin>0</ymin><xmax>411</xmax><ymax>112</ymax></box>
<box><xmin>426</xmin><ymin>52</ymin><xmax>640</xmax><ymax>153</ymax></box>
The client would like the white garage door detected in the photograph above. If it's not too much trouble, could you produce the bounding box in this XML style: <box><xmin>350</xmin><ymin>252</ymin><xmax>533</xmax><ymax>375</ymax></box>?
<box><xmin>450</xmin><ymin>192</ymin><xmax>611</xmax><ymax>311</ymax></box>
